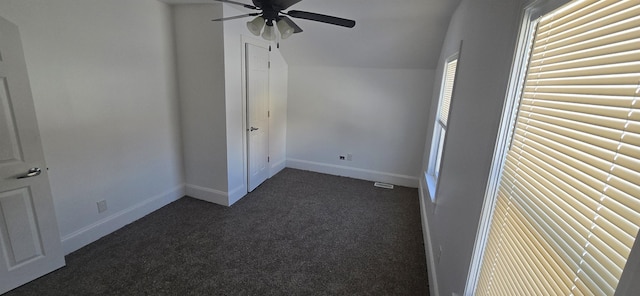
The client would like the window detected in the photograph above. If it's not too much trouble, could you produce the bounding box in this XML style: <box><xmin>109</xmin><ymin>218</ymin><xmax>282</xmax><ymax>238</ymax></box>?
<box><xmin>426</xmin><ymin>54</ymin><xmax>458</xmax><ymax>198</ymax></box>
<box><xmin>470</xmin><ymin>0</ymin><xmax>640</xmax><ymax>295</ymax></box>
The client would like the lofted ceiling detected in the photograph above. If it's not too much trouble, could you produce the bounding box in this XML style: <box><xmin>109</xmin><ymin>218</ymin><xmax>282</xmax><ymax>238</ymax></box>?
<box><xmin>161</xmin><ymin>0</ymin><xmax>462</xmax><ymax>69</ymax></box>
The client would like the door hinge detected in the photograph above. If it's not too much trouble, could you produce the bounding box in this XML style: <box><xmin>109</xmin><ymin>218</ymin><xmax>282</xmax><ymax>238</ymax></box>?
<box><xmin>268</xmin><ymin>61</ymin><xmax>271</xmax><ymax>68</ymax></box>
<box><xmin>268</xmin><ymin>111</ymin><xmax>270</xmax><ymax>118</ymax></box>
<box><xmin>269</xmin><ymin>45</ymin><xmax>272</xmax><ymax>51</ymax></box>
<box><xmin>268</xmin><ymin>156</ymin><xmax>270</xmax><ymax>163</ymax></box>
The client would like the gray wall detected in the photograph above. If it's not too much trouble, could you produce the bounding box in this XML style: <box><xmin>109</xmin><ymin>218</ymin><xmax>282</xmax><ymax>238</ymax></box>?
<box><xmin>287</xmin><ymin>66</ymin><xmax>434</xmax><ymax>187</ymax></box>
<box><xmin>268</xmin><ymin>50</ymin><xmax>289</xmax><ymax>176</ymax></box>
<box><xmin>0</xmin><ymin>0</ymin><xmax>184</xmax><ymax>254</ymax></box>
<box><xmin>174</xmin><ymin>4</ymin><xmax>229</xmax><ymax>197</ymax></box>
<box><xmin>419</xmin><ymin>0</ymin><xmax>524</xmax><ymax>294</ymax></box>
<box><xmin>221</xmin><ymin>4</ymin><xmax>248</xmax><ymax>202</ymax></box>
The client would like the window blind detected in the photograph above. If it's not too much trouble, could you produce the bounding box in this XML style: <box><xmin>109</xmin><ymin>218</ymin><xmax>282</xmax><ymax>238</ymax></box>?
<box><xmin>439</xmin><ymin>59</ymin><xmax>458</xmax><ymax>127</ymax></box>
<box><xmin>476</xmin><ymin>0</ymin><xmax>640</xmax><ymax>295</ymax></box>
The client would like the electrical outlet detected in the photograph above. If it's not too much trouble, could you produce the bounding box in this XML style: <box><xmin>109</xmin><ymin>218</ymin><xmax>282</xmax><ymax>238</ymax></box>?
<box><xmin>97</xmin><ymin>200</ymin><xmax>107</xmax><ymax>213</ymax></box>
<box><xmin>339</xmin><ymin>155</ymin><xmax>345</xmax><ymax>160</ymax></box>
<box><xmin>346</xmin><ymin>153</ymin><xmax>353</xmax><ymax>161</ymax></box>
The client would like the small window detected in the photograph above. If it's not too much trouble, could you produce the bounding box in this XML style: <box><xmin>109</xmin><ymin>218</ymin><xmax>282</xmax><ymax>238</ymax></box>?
<box><xmin>426</xmin><ymin>54</ymin><xmax>458</xmax><ymax>199</ymax></box>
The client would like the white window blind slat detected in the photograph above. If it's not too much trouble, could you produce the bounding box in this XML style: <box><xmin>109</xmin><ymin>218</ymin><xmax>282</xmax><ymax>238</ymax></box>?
<box><xmin>511</xmin><ymin>199</ymin><xmax>578</xmax><ymax>288</ymax></box>
<box><xmin>598</xmin><ymin>201</ymin><xmax>640</xmax><ymax>240</ymax></box>
<box><xmin>619</xmin><ymin>142</ymin><xmax>640</xmax><ymax>159</ymax></box>
<box><xmin>577</xmin><ymin>260</ymin><xmax>610</xmax><ymax>295</ymax></box>
<box><xmin>527</xmin><ymin>72</ymin><xmax>640</xmax><ymax>86</ymax></box>
<box><xmin>515</xmin><ymin>142</ymin><xmax>607</xmax><ymax>192</ymax></box>
<box><xmin>524</xmin><ymin>85</ymin><xmax>638</xmax><ymax>97</ymax></box>
<box><xmin>516</xmin><ymin>117</ymin><xmax>617</xmax><ymax>161</ymax></box>
<box><xmin>582</xmin><ymin>252</ymin><xmax>618</xmax><ymax>292</ymax></box>
<box><xmin>591</xmin><ymin>224</ymin><xmax>631</xmax><ymax>263</ymax></box>
<box><xmin>517</xmin><ymin>115</ymin><xmax>621</xmax><ymax>148</ymax></box>
<box><xmin>528</xmin><ymin>111</ymin><xmax>634</xmax><ymax>132</ymax></box>
<box><xmin>595</xmin><ymin>213</ymin><xmax>635</xmax><ymax>251</ymax></box>
<box><xmin>521</xmin><ymin>101</ymin><xmax>636</xmax><ymax>128</ymax></box>
<box><xmin>514</xmin><ymin>141</ymin><xmax>602</xmax><ymax>214</ymax></box>
<box><xmin>528</xmin><ymin>62</ymin><xmax>640</xmax><ymax>80</ymax></box>
<box><xmin>534</xmin><ymin>6</ymin><xmax>640</xmax><ymax>54</ymax></box>
<box><xmin>506</xmin><ymin>210</ymin><xmax>560</xmax><ymax>295</ymax></box>
<box><xmin>501</xmin><ymin>224</ymin><xmax>549</xmax><ymax>296</ymax></box>
<box><xmin>605</xmin><ymin>186</ymin><xmax>640</xmax><ymax>218</ymax></box>
<box><xmin>511</xmin><ymin>177</ymin><xmax>589</xmax><ymax>261</ymax></box>
<box><xmin>507</xmin><ymin>213</ymin><xmax>569</xmax><ymax>294</ymax></box>
<box><xmin>510</xmin><ymin>184</ymin><xmax>584</xmax><ymax>266</ymax></box>
<box><xmin>531</xmin><ymin>38</ymin><xmax>640</xmax><ymax>69</ymax></box>
<box><xmin>587</xmin><ymin>230</ymin><xmax>628</xmax><ymax>272</ymax></box>
<box><xmin>574</xmin><ymin>277</ymin><xmax>591</xmax><ymax>296</ymax></box>
<box><xmin>610</xmin><ymin>163</ymin><xmax>640</xmax><ymax>189</ymax></box>
<box><xmin>537</xmin><ymin>0</ymin><xmax>614</xmax><ymax>29</ymax></box>
<box><xmin>510</xmin><ymin>148</ymin><xmax>598</xmax><ymax>223</ymax></box>
<box><xmin>531</xmin><ymin>18</ymin><xmax>640</xmax><ymax>61</ymax></box>
<box><xmin>498</xmin><ymin>235</ymin><xmax>537</xmax><ymax>295</ymax></box>
<box><xmin>584</xmin><ymin>240</ymin><xmax>624</xmax><ymax>279</ymax></box>
<box><xmin>513</xmin><ymin>154</ymin><xmax>638</xmax><ymax>256</ymax></box>
<box><xmin>624</xmin><ymin>130</ymin><xmax>640</xmax><ymax>144</ymax></box>
<box><xmin>524</xmin><ymin>92</ymin><xmax>633</xmax><ymax>108</ymax></box>
<box><xmin>439</xmin><ymin>59</ymin><xmax>457</xmax><ymax>126</ymax></box>
<box><xmin>516</xmin><ymin>128</ymin><xmax>612</xmax><ymax>172</ymax></box>
<box><xmin>531</xmin><ymin>50</ymin><xmax>640</xmax><ymax>73</ymax></box>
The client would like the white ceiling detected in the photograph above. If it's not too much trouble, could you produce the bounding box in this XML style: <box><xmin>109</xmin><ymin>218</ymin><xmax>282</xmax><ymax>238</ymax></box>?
<box><xmin>161</xmin><ymin>0</ymin><xmax>462</xmax><ymax>69</ymax></box>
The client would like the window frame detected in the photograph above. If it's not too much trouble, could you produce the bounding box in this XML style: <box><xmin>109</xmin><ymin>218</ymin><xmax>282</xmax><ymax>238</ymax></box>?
<box><xmin>426</xmin><ymin>52</ymin><xmax>460</xmax><ymax>201</ymax></box>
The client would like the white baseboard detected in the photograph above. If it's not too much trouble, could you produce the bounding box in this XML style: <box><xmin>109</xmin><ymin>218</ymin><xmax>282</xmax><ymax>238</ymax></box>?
<box><xmin>420</xmin><ymin>176</ymin><xmax>439</xmax><ymax>296</ymax></box>
<box><xmin>61</xmin><ymin>184</ymin><xmax>185</xmax><ymax>255</ymax></box>
<box><xmin>228</xmin><ymin>185</ymin><xmax>246</xmax><ymax>206</ymax></box>
<box><xmin>269</xmin><ymin>159</ymin><xmax>286</xmax><ymax>178</ymax></box>
<box><xmin>186</xmin><ymin>184</ymin><xmax>229</xmax><ymax>206</ymax></box>
<box><xmin>286</xmin><ymin>158</ymin><xmax>419</xmax><ymax>188</ymax></box>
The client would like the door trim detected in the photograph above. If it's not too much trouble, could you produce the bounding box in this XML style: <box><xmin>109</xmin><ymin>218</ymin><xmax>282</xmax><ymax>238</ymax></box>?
<box><xmin>241</xmin><ymin>35</ymin><xmax>270</xmax><ymax>195</ymax></box>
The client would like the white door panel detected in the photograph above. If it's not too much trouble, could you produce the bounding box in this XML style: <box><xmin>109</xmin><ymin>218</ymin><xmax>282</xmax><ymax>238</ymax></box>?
<box><xmin>0</xmin><ymin>188</ymin><xmax>44</xmax><ymax>266</ymax></box>
<box><xmin>0</xmin><ymin>16</ymin><xmax>65</xmax><ymax>294</ymax></box>
<box><xmin>246</xmin><ymin>43</ymin><xmax>269</xmax><ymax>192</ymax></box>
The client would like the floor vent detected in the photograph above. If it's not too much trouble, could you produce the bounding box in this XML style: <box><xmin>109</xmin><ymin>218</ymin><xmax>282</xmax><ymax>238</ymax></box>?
<box><xmin>374</xmin><ymin>182</ymin><xmax>394</xmax><ymax>189</ymax></box>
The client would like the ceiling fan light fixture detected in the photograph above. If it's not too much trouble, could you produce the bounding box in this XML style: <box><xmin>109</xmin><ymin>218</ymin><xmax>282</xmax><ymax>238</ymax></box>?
<box><xmin>246</xmin><ymin>16</ymin><xmax>265</xmax><ymax>36</ymax></box>
<box><xmin>261</xmin><ymin>22</ymin><xmax>276</xmax><ymax>41</ymax></box>
<box><xmin>276</xmin><ymin>19</ymin><xmax>294</xmax><ymax>39</ymax></box>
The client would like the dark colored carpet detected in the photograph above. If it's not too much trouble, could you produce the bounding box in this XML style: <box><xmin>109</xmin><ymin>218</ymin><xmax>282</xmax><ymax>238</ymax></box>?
<box><xmin>7</xmin><ymin>168</ymin><xmax>428</xmax><ymax>295</ymax></box>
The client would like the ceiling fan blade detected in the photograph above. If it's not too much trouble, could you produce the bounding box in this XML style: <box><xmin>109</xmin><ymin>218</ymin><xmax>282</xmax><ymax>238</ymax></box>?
<box><xmin>212</xmin><ymin>13</ymin><xmax>260</xmax><ymax>22</ymax></box>
<box><xmin>287</xmin><ymin>10</ymin><xmax>356</xmax><ymax>28</ymax></box>
<box><xmin>212</xmin><ymin>0</ymin><xmax>259</xmax><ymax>10</ymax></box>
<box><xmin>281</xmin><ymin>16</ymin><xmax>303</xmax><ymax>33</ymax></box>
<box><xmin>272</xmin><ymin>0</ymin><xmax>302</xmax><ymax>10</ymax></box>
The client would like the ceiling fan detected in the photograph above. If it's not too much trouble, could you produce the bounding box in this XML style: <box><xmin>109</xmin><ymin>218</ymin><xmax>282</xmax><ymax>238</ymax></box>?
<box><xmin>211</xmin><ymin>0</ymin><xmax>356</xmax><ymax>41</ymax></box>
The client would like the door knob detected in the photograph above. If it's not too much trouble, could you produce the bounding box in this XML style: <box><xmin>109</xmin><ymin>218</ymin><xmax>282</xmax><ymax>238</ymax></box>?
<box><xmin>250</xmin><ymin>127</ymin><xmax>259</xmax><ymax>131</ymax></box>
<box><xmin>17</xmin><ymin>167</ymin><xmax>42</xmax><ymax>179</ymax></box>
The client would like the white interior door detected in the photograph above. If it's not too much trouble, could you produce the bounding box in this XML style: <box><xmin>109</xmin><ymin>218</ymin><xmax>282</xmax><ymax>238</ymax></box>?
<box><xmin>246</xmin><ymin>43</ymin><xmax>270</xmax><ymax>192</ymax></box>
<box><xmin>0</xmin><ymin>16</ymin><xmax>65</xmax><ymax>294</ymax></box>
